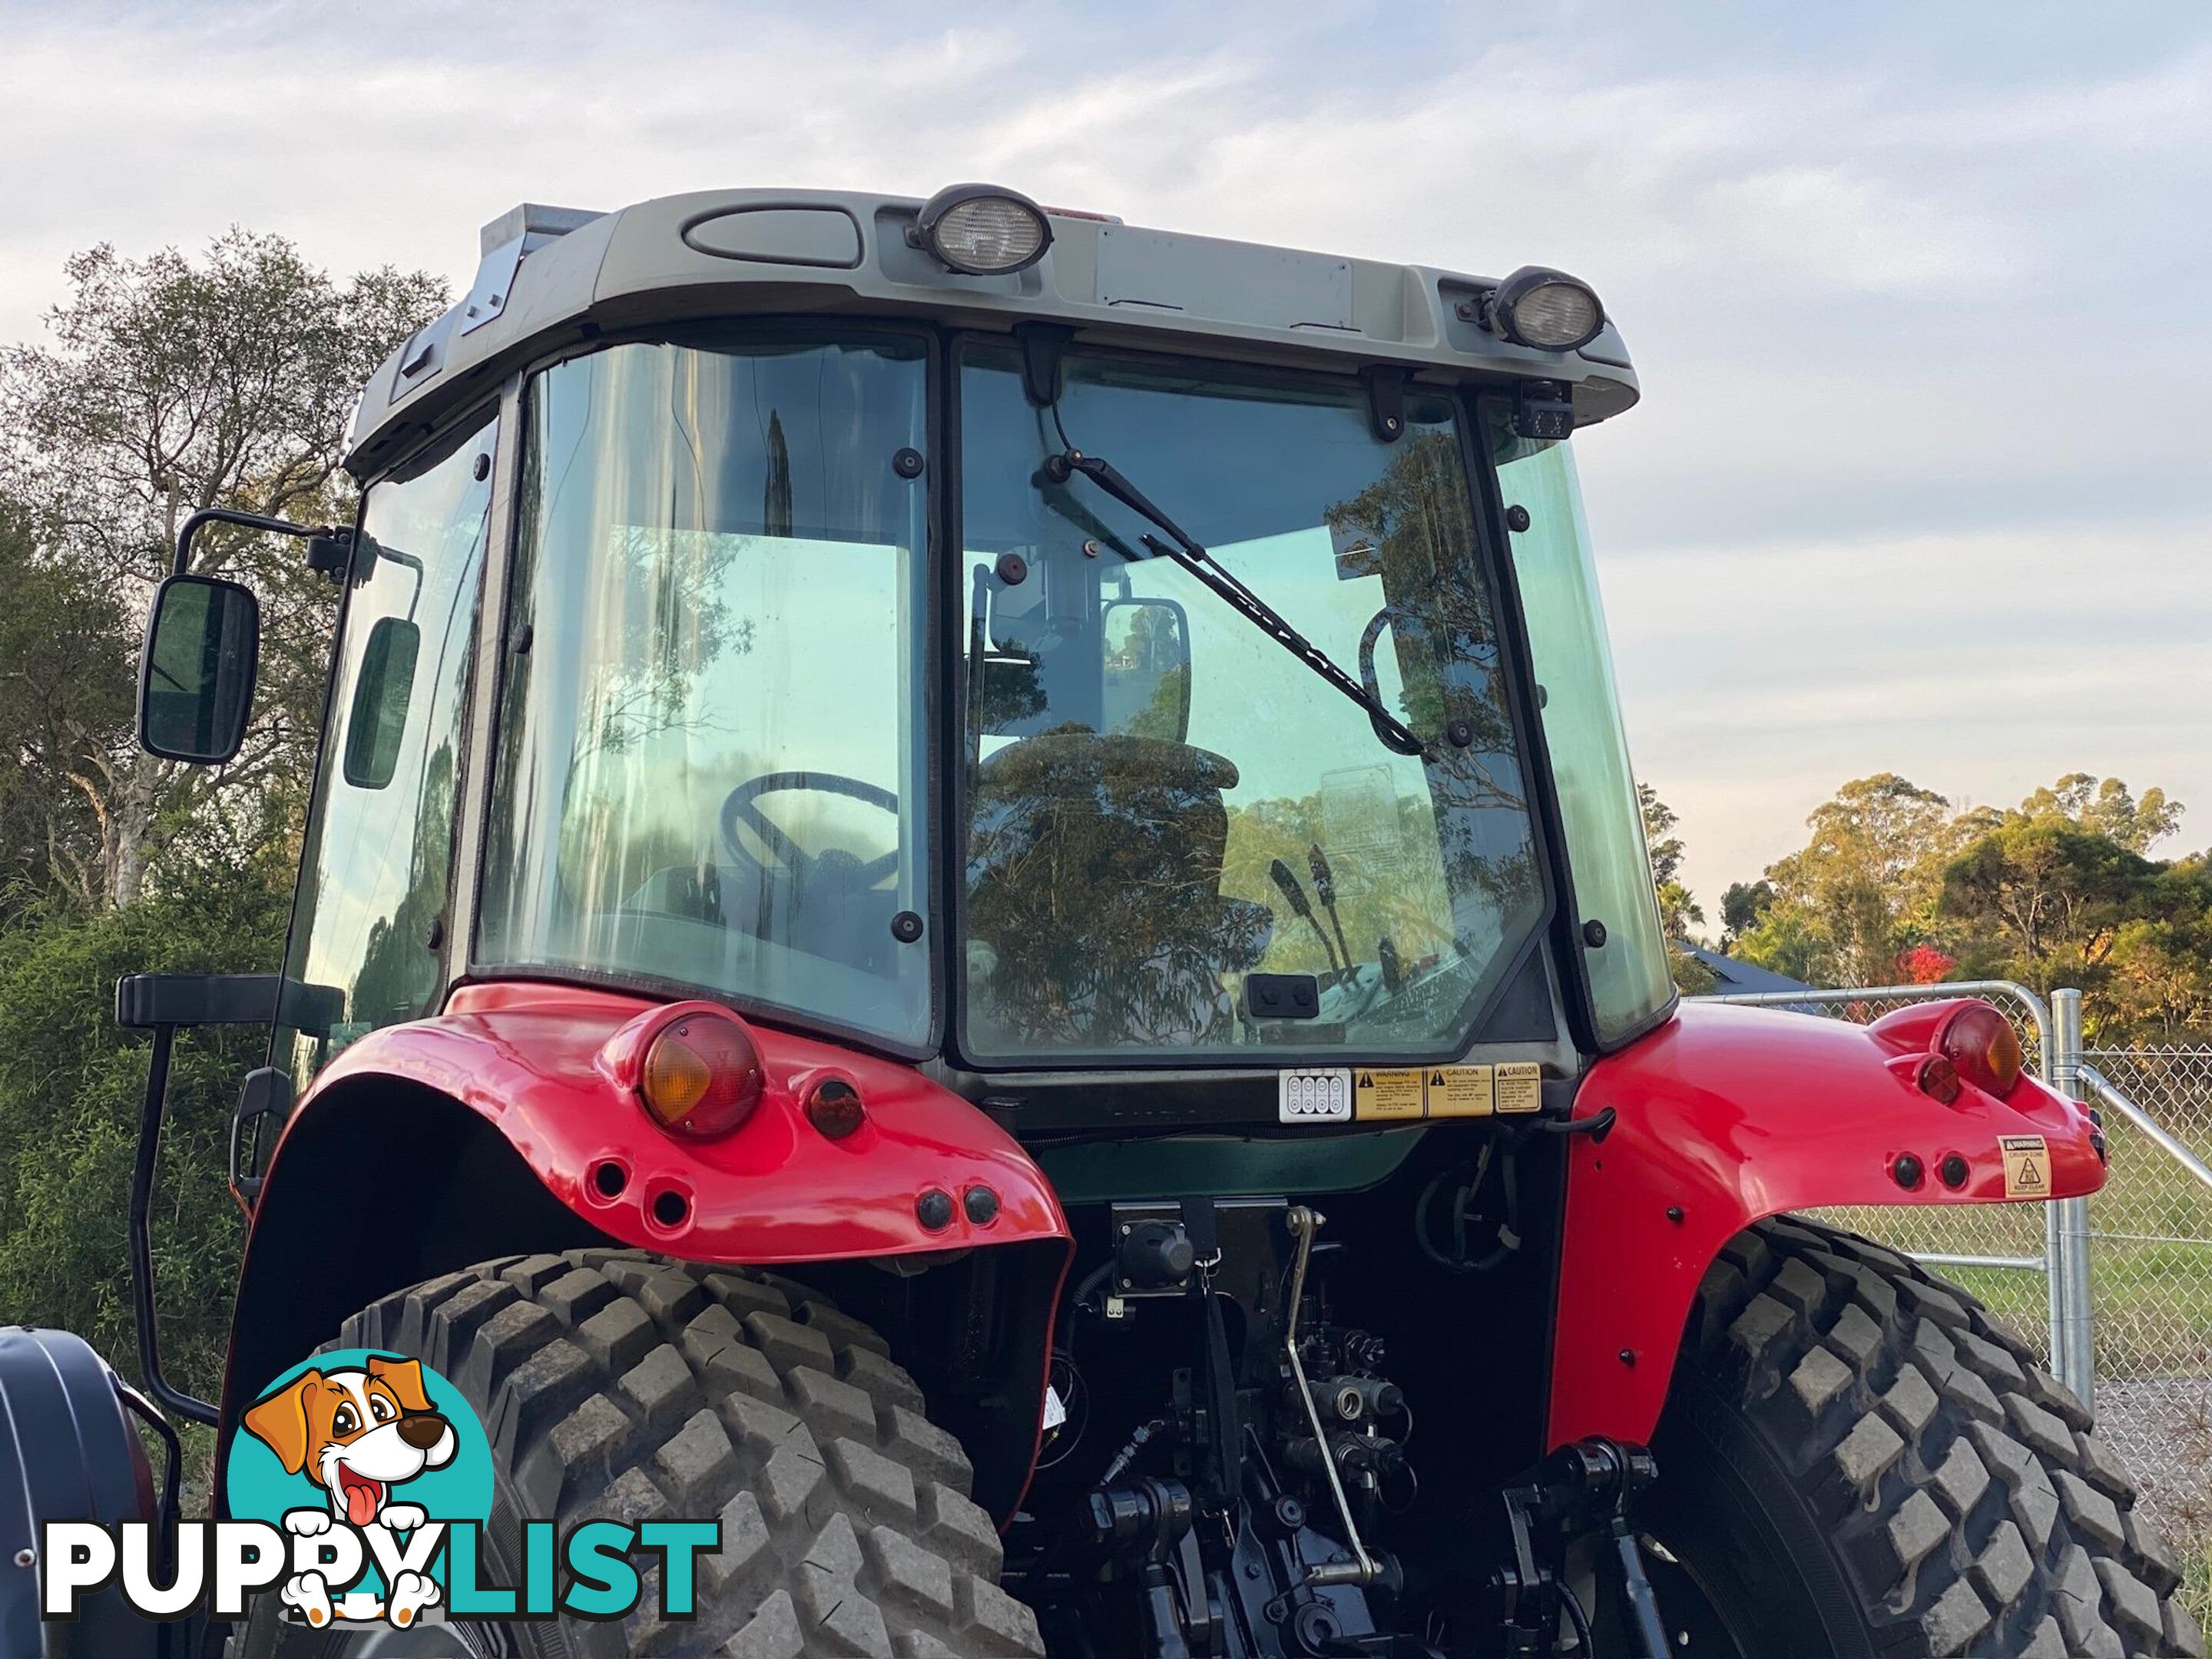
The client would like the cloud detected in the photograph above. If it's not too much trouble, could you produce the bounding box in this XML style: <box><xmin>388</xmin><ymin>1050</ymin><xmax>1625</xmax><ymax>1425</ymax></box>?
<box><xmin>2</xmin><ymin>0</ymin><xmax>2205</xmax><ymax>929</ymax></box>
<box><xmin>1604</xmin><ymin>519</ymin><xmax>2212</xmax><ymax>906</ymax></box>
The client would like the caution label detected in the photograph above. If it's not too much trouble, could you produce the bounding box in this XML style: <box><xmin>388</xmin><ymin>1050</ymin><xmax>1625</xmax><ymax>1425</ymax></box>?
<box><xmin>1354</xmin><ymin>1068</ymin><xmax>1426</xmax><ymax>1121</ymax></box>
<box><xmin>1999</xmin><ymin>1134</ymin><xmax>2050</xmax><ymax>1198</ymax></box>
<box><xmin>1426</xmin><ymin>1065</ymin><xmax>1495</xmax><ymax>1118</ymax></box>
<box><xmin>1495</xmin><ymin>1061</ymin><xmax>1544</xmax><ymax>1114</ymax></box>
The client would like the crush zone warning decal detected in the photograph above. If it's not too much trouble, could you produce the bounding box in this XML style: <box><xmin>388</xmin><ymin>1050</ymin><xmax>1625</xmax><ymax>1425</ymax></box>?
<box><xmin>2000</xmin><ymin>1134</ymin><xmax>2050</xmax><ymax>1198</ymax></box>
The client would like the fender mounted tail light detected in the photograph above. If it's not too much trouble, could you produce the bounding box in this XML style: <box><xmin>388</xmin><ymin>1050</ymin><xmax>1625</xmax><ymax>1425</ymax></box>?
<box><xmin>1937</xmin><ymin>1002</ymin><xmax>2024</xmax><ymax>1100</ymax></box>
<box><xmin>640</xmin><ymin>1014</ymin><xmax>764</xmax><ymax>1139</ymax></box>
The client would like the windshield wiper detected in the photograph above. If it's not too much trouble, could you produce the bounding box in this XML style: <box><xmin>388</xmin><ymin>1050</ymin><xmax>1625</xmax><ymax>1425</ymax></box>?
<box><xmin>1042</xmin><ymin>449</ymin><xmax>1426</xmax><ymax>757</ymax></box>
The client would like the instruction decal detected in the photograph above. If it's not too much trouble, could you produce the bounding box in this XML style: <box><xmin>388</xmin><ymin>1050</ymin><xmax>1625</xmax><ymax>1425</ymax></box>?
<box><xmin>1999</xmin><ymin>1134</ymin><xmax>2049</xmax><ymax>1198</ymax></box>
<box><xmin>1426</xmin><ymin>1065</ymin><xmax>1495</xmax><ymax>1118</ymax></box>
<box><xmin>1354</xmin><ymin>1068</ymin><xmax>1426</xmax><ymax>1121</ymax></box>
<box><xmin>1495</xmin><ymin>1061</ymin><xmax>1543</xmax><ymax>1114</ymax></box>
<box><xmin>1280</xmin><ymin>1068</ymin><xmax>1353</xmax><ymax>1124</ymax></box>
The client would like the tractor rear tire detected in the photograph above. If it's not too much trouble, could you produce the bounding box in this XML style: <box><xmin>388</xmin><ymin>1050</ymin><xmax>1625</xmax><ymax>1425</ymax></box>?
<box><xmin>1644</xmin><ymin>1215</ymin><xmax>2200</xmax><ymax>1658</ymax></box>
<box><xmin>235</xmin><ymin>1248</ymin><xmax>1048</xmax><ymax>1657</ymax></box>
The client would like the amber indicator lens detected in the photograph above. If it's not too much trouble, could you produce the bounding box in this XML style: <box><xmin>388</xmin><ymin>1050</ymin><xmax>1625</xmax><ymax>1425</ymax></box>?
<box><xmin>641</xmin><ymin>1016</ymin><xmax>764</xmax><ymax>1137</ymax></box>
<box><xmin>1939</xmin><ymin>1004</ymin><xmax>2023</xmax><ymax>1099</ymax></box>
<box><xmin>806</xmin><ymin>1078</ymin><xmax>866</xmax><ymax>1141</ymax></box>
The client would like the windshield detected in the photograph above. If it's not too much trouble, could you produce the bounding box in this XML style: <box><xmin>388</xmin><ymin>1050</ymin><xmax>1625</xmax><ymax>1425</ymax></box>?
<box><xmin>476</xmin><ymin>331</ymin><xmax>933</xmax><ymax>1048</ymax></box>
<box><xmin>958</xmin><ymin>345</ymin><xmax>1545</xmax><ymax>1061</ymax></box>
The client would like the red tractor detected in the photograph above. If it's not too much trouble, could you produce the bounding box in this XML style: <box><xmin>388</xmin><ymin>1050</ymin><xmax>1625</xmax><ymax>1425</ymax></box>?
<box><xmin>2</xmin><ymin>185</ymin><xmax>2190</xmax><ymax>1657</ymax></box>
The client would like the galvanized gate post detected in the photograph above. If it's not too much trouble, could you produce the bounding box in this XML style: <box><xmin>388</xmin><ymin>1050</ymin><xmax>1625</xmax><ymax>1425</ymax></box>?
<box><xmin>2050</xmin><ymin>988</ymin><xmax>2096</xmax><ymax>1409</ymax></box>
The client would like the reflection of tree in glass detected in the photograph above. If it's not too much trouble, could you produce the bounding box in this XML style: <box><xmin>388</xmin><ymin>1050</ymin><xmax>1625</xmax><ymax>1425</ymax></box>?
<box><xmin>1322</xmin><ymin>429</ymin><xmax>1520</xmax><ymax>806</ymax></box>
<box><xmin>583</xmin><ymin>528</ymin><xmax>756</xmax><ymax>758</ymax></box>
<box><xmin>1223</xmin><ymin>791</ymin><xmax>1455</xmax><ymax>973</ymax></box>
<box><xmin>1322</xmin><ymin>429</ymin><xmax>1537</xmax><ymax>930</ymax></box>
<box><xmin>966</xmin><ymin>731</ymin><xmax>1271</xmax><ymax>1048</ymax></box>
<box><xmin>349</xmin><ymin>740</ymin><xmax>455</xmax><ymax>1031</ymax></box>
<box><xmin>1122</xmin><ymin>665</ymin><xmax>1189</xmax><ymax>741</ymax></box>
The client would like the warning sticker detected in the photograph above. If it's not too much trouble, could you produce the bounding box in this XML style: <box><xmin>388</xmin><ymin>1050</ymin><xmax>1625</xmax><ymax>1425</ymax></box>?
<box><xmin>1999</xmin><ymin>1134</ymin><xmax>2051</xmax><ymax>1198</ymax></box>
<box><xmin>1426</xmin><ymin>1065</ymin><xmax>1495</xmax><ymax>1118</ymax></box>
<box><xmin>1279</xmin><ymin>1068</ymin><xmax>1353</xmax><ymax>1124</ymax></box>
<box><xmin>1354</xmin><ymin>1068</ymin><xmax>1426</xmax><ymax>1121</ymax></box>
<box><xmin>1495</xmin><ymin>1061</ymin><xmax>1544</xmax><ymax>1114</ymax></box>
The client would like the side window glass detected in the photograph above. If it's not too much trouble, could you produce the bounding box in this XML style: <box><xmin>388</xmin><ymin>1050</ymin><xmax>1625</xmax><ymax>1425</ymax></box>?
<box><xmin>1492</xmin><ymin>416</ymin><xmax>1674</xmax><ymax>1043</ymax></box>
<box><xmin>274</xmin><ymin>412</ymin><xmax>498</xmax><ymax>1085</ymax></box>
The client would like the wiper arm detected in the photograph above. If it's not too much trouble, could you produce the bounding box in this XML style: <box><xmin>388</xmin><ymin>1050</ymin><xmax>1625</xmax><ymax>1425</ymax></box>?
<box><xmin>1043</xmin><ymin>449</ymin><xmax>1425</xmax><ymax>757</ymax></box>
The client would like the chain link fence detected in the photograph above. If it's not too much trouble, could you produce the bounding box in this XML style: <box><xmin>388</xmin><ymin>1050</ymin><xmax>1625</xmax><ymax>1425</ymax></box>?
<box><xmin>2075</xmin><ymin>1047</ymin><xmax>2212</xmax><ymax>1570</ymax></box>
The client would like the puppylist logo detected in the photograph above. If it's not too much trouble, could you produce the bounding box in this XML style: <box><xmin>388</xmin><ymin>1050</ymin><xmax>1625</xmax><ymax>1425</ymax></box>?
<box><xmin>41</xmin><ymin>1350</ymin><xmax>719</xmax><ymax>1629</ymax></box>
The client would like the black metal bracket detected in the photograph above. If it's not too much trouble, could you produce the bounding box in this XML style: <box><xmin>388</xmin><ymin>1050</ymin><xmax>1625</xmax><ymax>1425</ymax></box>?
<box><xmin>1491</xmin><ymin>1437</ymin><xmax>1666</xmax><ymax>1658</ymax></box>
<box><xmin>230</xmin><ymin>1066</ymin><xmax>294</xmax><ymax>1210</ymax></box>
<box><xmin>1359</xmin><ymin>365</ymin><xmax>1407</xmax><ymax>444</ymax></box>
<box><xmin>1512</xmin><ymin>380</ymin><xmax>1576</xmax><ymax>442</ymax></box>
<box><xmin>171</xmin><ymin>505</ymin><xmax>349</xmax><ymax>581</ymax></box>
<box><xmin>1015</xmin><ymin>322</ymin><xmax>1076</xmax><ymax>408</ymax></box>
<box><xmin>114</xmin><ymin>972</ymin><xmax>316</xmax><ymax>1429</ymax></box>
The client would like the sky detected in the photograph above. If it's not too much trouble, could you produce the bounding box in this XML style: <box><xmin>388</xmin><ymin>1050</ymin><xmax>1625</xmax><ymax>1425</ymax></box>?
<box><xmin>2</xmin><ymin>0</ymin><xmax>2207</xmax><ymax>918</ymax></box>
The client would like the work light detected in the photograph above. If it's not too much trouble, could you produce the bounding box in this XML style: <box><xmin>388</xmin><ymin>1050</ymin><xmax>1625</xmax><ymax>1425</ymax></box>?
<box><xmin>912</xmin><ymin>184</ymin><xmax>1053</xmax><ymax>276</ymax></box>
<box><xmin>1486</xmin><ymin>266</ymin><xmax>1606</xmax><ymax>353</ymax></box>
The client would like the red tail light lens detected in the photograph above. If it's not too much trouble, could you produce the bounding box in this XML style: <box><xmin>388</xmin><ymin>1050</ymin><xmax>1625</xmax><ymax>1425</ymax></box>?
<box><xmin>640</xmin><ymin>1015</ymin><xmax>763</xmax><ymax>1138</ymax></box>
<box><xmin>1916</xmin><ymin>1054</ymin><xmax>1962</xmax><ymax>1104</ymax></box>
<box><xmin>805</xmin><ymin>1078</ymin><xmax>866</xmax><ymax>1141</ymax></box>
<box><xmin>1939</xmin><ymin>1003</ymin><xmax>2024</xmax><ymax>1100</ymax></box>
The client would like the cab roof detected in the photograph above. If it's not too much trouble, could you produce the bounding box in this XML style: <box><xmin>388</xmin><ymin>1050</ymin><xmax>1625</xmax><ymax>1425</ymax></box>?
<box><xmin>346</xmin><ymin>187</ymin><xmax>1640</xmax><ymax>479</ymax></box>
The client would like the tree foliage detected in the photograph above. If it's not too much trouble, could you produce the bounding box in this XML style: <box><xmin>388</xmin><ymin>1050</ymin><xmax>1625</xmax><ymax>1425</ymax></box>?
<box><xmin>0</xmin><ymin>231</ymin><xmax>445</xmax><ymax>903</ymax></box>
<box><xmin>0</xmin><ymin>233</ymin><xmax>440</xmax><ymax>1447</ymax></box>
<box><xmin>1728</xmin><ymin>770</ymin><xmax>2199</xmax><ymax>1037</ymax></box>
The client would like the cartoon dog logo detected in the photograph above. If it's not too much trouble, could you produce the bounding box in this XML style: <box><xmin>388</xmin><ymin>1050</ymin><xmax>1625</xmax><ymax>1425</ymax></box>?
<box><xmin>240</xmin><ymin>1355</ymin><xmax>458</xmax><ymax>1628</ymax></box>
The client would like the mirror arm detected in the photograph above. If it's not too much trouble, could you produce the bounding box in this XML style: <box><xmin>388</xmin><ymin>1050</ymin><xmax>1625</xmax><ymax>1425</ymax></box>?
<box><xmin>173</xmin><ymin>506</ymin><xmax>349</xmax><ymax>579</ymax></box>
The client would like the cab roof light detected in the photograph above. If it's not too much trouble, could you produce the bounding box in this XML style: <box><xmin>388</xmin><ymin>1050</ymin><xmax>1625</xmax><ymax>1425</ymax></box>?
<box><xmin>910</xmin><ymin>184</ymin><xmax>1053</xmax><ymax>276</ymax></box>
<box><xmin>1482</xmin><ymin>266</ymin><xmax>1606</xmax><ymax>353</ymax></box>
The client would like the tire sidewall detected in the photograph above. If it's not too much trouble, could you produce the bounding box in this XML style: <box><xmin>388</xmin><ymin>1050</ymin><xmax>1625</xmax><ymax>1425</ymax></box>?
<box><xmin>1648</xmin><ymin>1364</ymin><xmax>1876</xmax><ymax>1659</ymax></box>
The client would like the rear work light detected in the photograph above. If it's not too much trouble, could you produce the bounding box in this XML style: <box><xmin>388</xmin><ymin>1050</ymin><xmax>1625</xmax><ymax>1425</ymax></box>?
<box><xmin>911</xmin><ymin>184</ymin><xmax>1053</xmax><ymax>276</ymax></box>
<box><xmin>1484</xmin><ymin>266</ymin><xmax>1606</xmax><ymax>353</ymax></box>
<box><xmin>640</xmin><ymin>1014</ymin><xmax>764</xmax><ymax>1139</ymax></box>
<box><xmin>1938</xmin><ymin>1002</ymin><xmax>2025</xmax><ymax>1100</ymax></box>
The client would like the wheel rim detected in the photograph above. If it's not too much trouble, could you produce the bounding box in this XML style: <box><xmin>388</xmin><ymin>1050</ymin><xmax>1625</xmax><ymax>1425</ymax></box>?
<box><xmin>1637</xmin><ymin>1532</ymin><xmax>1753</xmax><ymax>1658</ymax></box>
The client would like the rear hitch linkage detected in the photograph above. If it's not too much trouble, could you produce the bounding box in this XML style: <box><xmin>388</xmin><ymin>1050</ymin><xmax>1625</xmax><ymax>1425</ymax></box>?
<box><xmin>1493</xmin><ymin>1437</ymin><xmax>1668</xmax><ymax>1658</ymax></box>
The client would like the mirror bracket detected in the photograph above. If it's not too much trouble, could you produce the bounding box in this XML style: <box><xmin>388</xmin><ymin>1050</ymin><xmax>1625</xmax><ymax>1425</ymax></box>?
<box><xmin>304</xmin><ymin>529</ymin><xmax>355</xmax><ymax>581</ymax></box>
<box><xmin>171</xmin><ymin>505</ymin><xmax>346</xmax><ymax>578</ymax></box>
<box><xmin>1360</xmin><ymin>364</ymin><xmax>1406</xmax><ymax>444</ymax></box>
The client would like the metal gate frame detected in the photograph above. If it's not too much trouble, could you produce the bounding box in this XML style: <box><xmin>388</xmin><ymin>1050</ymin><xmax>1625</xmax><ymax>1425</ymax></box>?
<box><xmin>1697</xmin><ymin>979</ymin><xmax>2096</xmax><ymax>1406</ymax></box>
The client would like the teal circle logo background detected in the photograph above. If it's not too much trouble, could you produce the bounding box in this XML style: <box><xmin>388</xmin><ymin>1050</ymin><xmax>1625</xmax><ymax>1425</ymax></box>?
<box><xmin>227</xmin><ymin>1349</ymin><xmax>494</xmax><ymax>1590</ymax></box>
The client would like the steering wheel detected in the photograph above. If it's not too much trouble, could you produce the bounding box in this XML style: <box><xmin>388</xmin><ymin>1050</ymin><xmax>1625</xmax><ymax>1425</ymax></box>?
<box><xmin>718</xmin><ymin>772</ymin><xmax>902</xmax><ymax>889</ymax></box>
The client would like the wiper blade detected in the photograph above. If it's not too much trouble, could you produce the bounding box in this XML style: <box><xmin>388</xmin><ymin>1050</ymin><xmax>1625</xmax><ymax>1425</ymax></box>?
<box><xmin>1043</xmin><ymin>449</ymin><xmax>1425</xmax><ymax>757</ymax></box>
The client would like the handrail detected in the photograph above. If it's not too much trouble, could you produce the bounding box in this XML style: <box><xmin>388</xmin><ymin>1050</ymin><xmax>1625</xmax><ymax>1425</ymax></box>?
<box><xmin>2079</xmin><ymin>1064</ymin><xmax>2212</xmax><ymax>1197</ymax></box>
<box><xmin>1697</xmin><ymin>979</ymin><xmax>2055</xmax><ymax>1087</ymax></box>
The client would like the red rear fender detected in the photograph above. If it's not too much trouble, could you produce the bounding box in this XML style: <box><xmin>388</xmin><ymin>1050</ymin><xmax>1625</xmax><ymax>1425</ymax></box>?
<box><xmin>271</xmin><ymin>982</ymin><xmax>1069</xmax><ymax>1265</ymax></box>
<box><xmin>1549</xmin><ymin>999</ymin><xmax>2101</xmax><ymax>1448</ymax></box>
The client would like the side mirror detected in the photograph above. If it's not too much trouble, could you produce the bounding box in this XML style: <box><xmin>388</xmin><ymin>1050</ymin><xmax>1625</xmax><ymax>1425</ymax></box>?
<box><xmin>341</xmin><ymin>616</ymin><xmax>422</xmax><ymax>788</ymax></box>
<box><xmin>137</xmin><ymin>575</ymin><xmax>260</xmax><ymax>763</ymax></box>
<box><xmin>1102</xmin><ymin>598</ymin><xmax>1192</xmax><ymax>743</ymax></box>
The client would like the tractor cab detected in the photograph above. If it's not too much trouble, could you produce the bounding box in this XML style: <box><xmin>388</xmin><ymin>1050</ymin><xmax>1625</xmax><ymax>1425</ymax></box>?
<box><xmin>52</xmin><ymin>187</ymin><xmax>2146</xmax><ymax>1659</ymax></box>
<box><xmin>164</xmin><ymin>188</ymin><xmax>1673</xmax><ymax>1113</ymax></box>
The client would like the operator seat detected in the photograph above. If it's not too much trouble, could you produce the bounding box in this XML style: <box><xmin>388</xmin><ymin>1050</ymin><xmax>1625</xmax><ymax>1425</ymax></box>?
<box><xmin>965</xmin><ymin>729</ymin><xmax>1272</xmax><ymax>1048</ymax></box>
